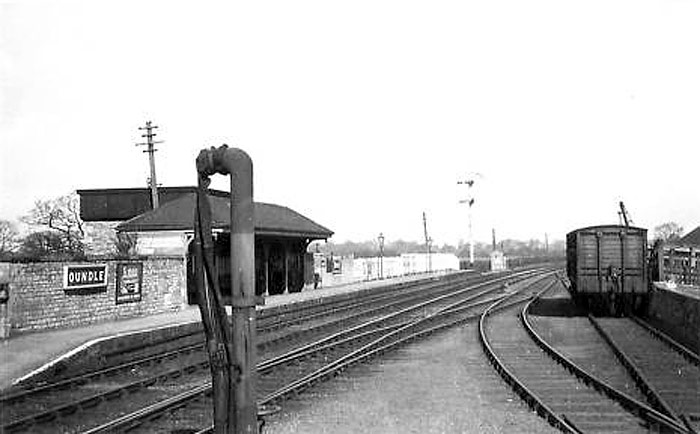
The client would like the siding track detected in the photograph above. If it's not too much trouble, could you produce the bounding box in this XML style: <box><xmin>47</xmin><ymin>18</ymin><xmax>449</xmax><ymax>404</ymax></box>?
<box><xmin>480</xmin><ymin>277</ymin><xmax>690</xmax><ymax>433</ymax></box>
<box><xmin>589</xmin><ymin>316</ymin><xmax>700</xmax><ymax>433</ymax></box>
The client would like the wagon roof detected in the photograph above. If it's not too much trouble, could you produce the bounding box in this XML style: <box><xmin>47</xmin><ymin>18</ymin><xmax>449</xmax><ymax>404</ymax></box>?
<box><xmin>566</xmin><ymin>225</ymin><xmax>647</xmax><ymax>237</ymax></box>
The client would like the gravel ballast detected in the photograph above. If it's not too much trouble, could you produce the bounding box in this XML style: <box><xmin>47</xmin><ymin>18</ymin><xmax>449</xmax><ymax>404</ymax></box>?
<box><xmin>265</xmin><ymin>323</ymin><xmax>558</xmax><ymax>433</ymax></box>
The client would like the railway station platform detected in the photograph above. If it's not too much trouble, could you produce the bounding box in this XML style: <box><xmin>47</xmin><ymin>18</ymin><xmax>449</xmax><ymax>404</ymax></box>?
<box><xmin>0</xmin><ymin>273</ymin><xmax>447</xmax><ymax>391</ymax></box>
<box><xmin>647</xmin><ymin>282</ymin><xmax>700</xmax><ymax>353</ymax></box>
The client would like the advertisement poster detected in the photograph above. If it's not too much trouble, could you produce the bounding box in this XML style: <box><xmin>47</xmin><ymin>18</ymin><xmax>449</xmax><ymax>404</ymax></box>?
<box><xmin>116</xmin><ymin>262</ymin><xmax>143</xmax><ymax>305</ymax></box>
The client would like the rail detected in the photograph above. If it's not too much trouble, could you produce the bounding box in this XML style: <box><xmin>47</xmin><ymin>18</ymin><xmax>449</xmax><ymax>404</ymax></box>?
<box><xmin>477</xmin><ymin>273</ymin><xmax>580</xmax><ymax>433</ymax></box>
<box><xmin>521</xmin><ymin>292</ymin><xmax>690</xmax><ymax>433</ymax></box>
<box><xmin>1</xmin><ymin>272</ymin><xmax>485</xmax><ymax>432</ymax></box>
<box><xmin>631</xmin><ymin>316</ymin><xmax>700</xmax><ymax>366</ymax></box>
<box><xmin>79</xmin><ymin>270</ymin><xmax>551</xmax><ymax>434</ymax></box>
<box><xmin>586</xmin><ymin>315</ymin><xmax>687</xmax><ymax>430</ymax></box>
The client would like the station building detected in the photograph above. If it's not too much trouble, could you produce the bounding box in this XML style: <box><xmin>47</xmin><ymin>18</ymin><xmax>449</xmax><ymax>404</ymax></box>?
<box><xmin>657</xmin><ymin>225</ymin><xmax>700</xmax><ymax>286</ymax></box>
<box><xmin>80</xmin><ymin>187</ymin><xmax>334</xmax><ymax>298</ymax></box>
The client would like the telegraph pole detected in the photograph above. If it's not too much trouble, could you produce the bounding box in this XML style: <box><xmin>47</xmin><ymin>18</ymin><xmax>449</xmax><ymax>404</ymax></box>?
<box><xmin>136</xmin><ymin>121</ymin><xmax>164</xmax><ymax>209</ymax></box>
<box><xmin>423</xmin><ymin>212</ymin><xmax>432</xmax><ymax>273</ymax></box>
<box><xmin>377</xmin><ymin>233</ymin><xmax>385</xmax><ymax>279</ymax></box>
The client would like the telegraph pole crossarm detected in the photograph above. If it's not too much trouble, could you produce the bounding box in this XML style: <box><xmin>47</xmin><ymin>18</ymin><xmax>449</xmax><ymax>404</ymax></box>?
<box><xmin>136</xmin><ymin>121</ymin><xmax>164</xmax><ymax>209</ymax></box>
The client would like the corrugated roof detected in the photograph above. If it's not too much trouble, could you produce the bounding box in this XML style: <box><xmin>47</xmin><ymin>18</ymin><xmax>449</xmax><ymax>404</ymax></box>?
<box><xmin>116</xmin><ymin>192</ymin><xmax>333</xmax><ymax>239</ymax></box>
<box><xmin>679</xmin><ymin>226</ymin><xmax>700</xmax><ymax>246</ymax></box>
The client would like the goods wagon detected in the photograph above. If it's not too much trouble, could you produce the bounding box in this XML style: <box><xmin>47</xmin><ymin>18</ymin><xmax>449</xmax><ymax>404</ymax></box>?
<box><xmin>566</xmin><ymin>225</ymin><xmax>648</xmax><ymax>315</ymax></box>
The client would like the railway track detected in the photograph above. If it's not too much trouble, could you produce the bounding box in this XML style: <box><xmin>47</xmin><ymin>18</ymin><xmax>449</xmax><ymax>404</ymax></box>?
<box><xmin>1</xmin><ymin>273</ymin><xmax>476</xmax><ymax>409</ymax></box>
<box><xmin>1</xmin><ymin>268</ymin><xmax>547</xmax><ymax>433</ymax></box>
<box><xmin>588</xmin><ymin>316</ymin><xmax>700</xmax><ymax>433</ymax></box>
<box><xmin>481</xmin><ymin>276</ymin><xmax>692</xmax><ymax>433</ymax></box>
<box><xmin>14</xmin><ymin>273</ymin><xmax>474</xmax><ymax>385</ymax></box>
<box><xmin>93</xmin><ymin>270</ymin><xmax>555</xmax><ymax>434</ymax></box>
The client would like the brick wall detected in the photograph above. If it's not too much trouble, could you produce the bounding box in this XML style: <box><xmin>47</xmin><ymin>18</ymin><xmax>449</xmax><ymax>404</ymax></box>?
<box><xmin>1</xmin><ymin>257</ymin><xmax>186</xmax><ymax>334</ymax></box>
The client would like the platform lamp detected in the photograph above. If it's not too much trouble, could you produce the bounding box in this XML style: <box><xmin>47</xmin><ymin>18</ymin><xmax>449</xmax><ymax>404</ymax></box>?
<box><xmin>378</xmin><ymin>233</ymin><xmax>385</xmax><ymax>280</ymax></box>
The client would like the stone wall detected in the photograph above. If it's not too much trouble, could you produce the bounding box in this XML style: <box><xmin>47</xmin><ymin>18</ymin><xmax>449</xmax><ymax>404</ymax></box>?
<box><xmin>82</xmin><ymin>221</ymin><xmax>120</xmax><ymax>258</ymax></box>
<box><xmin>646</xmin><ymin>285</ymin><xmax>700</xmax><ymax>353</ymax></box>
<box><xmin>1</xmin><ymin>257</ymin><xmax>186</xmax><ymax>335</ymax></box>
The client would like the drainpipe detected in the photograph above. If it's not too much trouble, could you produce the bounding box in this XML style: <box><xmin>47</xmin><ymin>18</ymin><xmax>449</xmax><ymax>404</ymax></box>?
<box><xmin>196</xmin><ymin>145</ymin><xmax>257</xmax><ymax>434</ymax></box>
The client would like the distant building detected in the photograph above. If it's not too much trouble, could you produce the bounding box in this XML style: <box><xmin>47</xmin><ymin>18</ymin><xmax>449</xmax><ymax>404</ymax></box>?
<box><xmin>655</xmin><ymin>225</ymin><xmax>699</xmax><ymax>286</ymax></box>
<box><xmin>310</xmin><ymin>252</ymin><xmax>460</xmax><ymax>288</ymax></box>
<box><xmin>400</xmin><ymin>253</ymin><xmax>459</xmax><ymax>274</ymax></box>
<box><xmin>490</xmin><ymin>250</ymin><xmax>507</xmax><ymax>271</ymax></box>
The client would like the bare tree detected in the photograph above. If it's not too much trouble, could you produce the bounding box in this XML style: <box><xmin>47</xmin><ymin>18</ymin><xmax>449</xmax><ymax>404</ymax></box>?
<box><xmin>19</xmin><ymin>230</ymin><xmax>80</xmax><ymax>260</ymax></box>
<box><xmin>0</xmin><ymin>219</ymin><xmax>20</xmax><ymax>257</ymax></box>
<box><xmin>21</xmin><ymin>192</ymin><xmax>85</xmax><ymax>253</ymax></box>
<box><xmin>653</xmin><ymin>222</ymin><xmax>684</xmax><ymax>243</ymax></box>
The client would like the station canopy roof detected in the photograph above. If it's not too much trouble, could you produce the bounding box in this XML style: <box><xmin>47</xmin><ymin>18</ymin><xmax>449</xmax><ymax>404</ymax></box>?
<box><xmin>679</xmin><ymin>226</ymin><xmax>700</xmax><ymax>247</ymax></box>
<box><xmin>78</xmin><ymin>187</ymin><xmax>333</xmax><ymax>240</ymax></box>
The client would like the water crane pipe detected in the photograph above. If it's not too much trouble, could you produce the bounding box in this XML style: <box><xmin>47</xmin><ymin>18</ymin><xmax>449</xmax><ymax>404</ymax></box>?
<box><xmin>195</xmin><ymin>145</ymin><xmax>258</xmax><ymax>434</ymax></box>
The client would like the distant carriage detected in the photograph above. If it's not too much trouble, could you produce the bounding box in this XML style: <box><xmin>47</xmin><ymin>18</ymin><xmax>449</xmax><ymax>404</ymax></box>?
<box><xmin>566</xmin><ymin>225</ymin><xmax>648</xmax><ymax>316</ymax></box>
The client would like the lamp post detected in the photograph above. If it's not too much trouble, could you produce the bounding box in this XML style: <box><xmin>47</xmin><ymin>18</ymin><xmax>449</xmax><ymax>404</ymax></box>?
<box><xmin>467</xmin><ymin>199</ymin><xmax>474</xmax><ymax>266</ymax></box>
<box><xmin>426</xmin><ymin>236</ymin><xmax>432</xmax><ymax>273</ymax></box>
<box><xmin>378</xmin><ymin>232</ymin><xmax>385</xmax><ymax>279</ymax></box>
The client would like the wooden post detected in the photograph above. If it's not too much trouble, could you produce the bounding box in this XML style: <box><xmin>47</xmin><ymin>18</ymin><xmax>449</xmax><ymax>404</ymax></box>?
<box><xmin>284</xmin><ymin>243</ymin><xmax>290</xmax><ymax>294</ymax></box>
<box><xmin>654</xmin><ymin>241</ymin><xmax>665</xmax><ymax>282</ymax></box>
<box><xmin>619</xmin><ymin>230</ymin><xmax>626</xmax><ymax>294</ymax></box>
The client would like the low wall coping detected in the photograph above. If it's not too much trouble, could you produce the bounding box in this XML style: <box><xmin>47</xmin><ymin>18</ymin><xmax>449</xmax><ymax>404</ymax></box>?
<box><xmin>652</xmin><ymin>281</ymin><xmax>700</xmax><ymax>301</ymax></box>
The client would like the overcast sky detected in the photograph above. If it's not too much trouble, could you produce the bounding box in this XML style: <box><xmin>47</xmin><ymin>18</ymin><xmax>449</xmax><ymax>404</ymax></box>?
<box><xmin>1</xmin><ymin>0</ymin><xmax>698</xmax><ymax>245</ymax></box>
